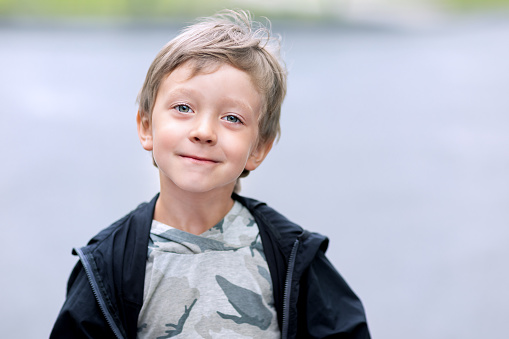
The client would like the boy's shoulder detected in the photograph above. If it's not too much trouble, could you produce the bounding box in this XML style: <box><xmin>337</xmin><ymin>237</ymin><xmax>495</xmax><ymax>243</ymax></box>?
<box><xmin>82</xmin><ymin>194</ymin><xmax>158</xmax><ymax>251</ymax></box>
<box><xmin>235</xmin><ymin>193</ymin><xmax>303</xmax><ymax>234</ymax></box>
<box><xmin>234</xmin><ymin>193</ymin><xmax>329</xmax><ymax>254</ymax></box>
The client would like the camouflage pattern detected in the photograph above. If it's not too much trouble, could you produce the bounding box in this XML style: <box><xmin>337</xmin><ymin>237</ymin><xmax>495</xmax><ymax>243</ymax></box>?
<box><xmin>137</xmin><ymin>201</ymin><xmax>280</xmax><ymax>338</ymax></box>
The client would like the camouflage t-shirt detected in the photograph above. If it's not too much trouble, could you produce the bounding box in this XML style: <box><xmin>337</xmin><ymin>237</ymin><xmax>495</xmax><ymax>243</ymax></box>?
<box><xmin>137</xmin><ymin>201</ymin><xmax>280</xmax><ymax>338</ymax></box>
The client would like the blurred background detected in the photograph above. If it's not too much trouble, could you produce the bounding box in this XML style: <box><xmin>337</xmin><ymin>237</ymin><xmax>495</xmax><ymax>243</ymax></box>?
<box><xmin>1</xmin><ymin>0</ymin><xmax>508</xmax><ymax>338</ymax></box>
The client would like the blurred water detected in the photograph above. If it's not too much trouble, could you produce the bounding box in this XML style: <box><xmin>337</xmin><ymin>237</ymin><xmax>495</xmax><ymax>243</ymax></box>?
<box><xmin>1</xmin><ymin>16</ymin><xmax>508</xmax><ymax>338</ymax></box>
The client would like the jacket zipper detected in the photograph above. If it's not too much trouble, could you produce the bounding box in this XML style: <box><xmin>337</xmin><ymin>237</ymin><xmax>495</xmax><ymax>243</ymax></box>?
<box><xmin>75</xmin><ymin>247</ymin><xmax>124</xmax><ymax>339</ymax></box>
<box><xmin>281</xmin><ymin>238</ymin><xmax>299</xmax><ymax>339</ymax></box>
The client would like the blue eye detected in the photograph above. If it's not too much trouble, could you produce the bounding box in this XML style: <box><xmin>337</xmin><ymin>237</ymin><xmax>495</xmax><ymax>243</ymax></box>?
<box><xmin>223</xmin><ymin>115</ymin><xmax>241</xmax><ymax>123</ymax></box>
<box><xmin>175</xmin><ymin>105</ymin><xmax>192</xmax><ymax>113</ymax></box>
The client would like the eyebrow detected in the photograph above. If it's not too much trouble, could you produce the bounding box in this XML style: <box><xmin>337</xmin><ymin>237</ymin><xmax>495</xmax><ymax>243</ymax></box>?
<box><xmin>163</xmin><ymin>88</ymin><xmax>196</xmax><ymax>100</ymax></box>
<box><xmin>220</xmin><ymin>97</ymin><xmax>256</xmax><ymax>115</ymax></box>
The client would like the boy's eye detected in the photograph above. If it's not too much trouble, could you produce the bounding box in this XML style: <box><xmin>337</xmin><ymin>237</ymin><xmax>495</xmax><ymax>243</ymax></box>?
<box><xmin>175</xmin><ymin>104</ymin><xmax>192</xmax><ymax>113</ymax></box>
<box><xmin>223</xmin><ymin>115</ymin><xmax>241</xmax><ymax>123</ymax></box>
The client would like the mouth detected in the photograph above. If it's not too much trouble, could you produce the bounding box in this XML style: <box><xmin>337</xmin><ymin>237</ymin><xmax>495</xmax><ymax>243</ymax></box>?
<box><xmin>179</xmin><ymin>154</ymin><xmax>219</xmax><ymax>164</ymax></box>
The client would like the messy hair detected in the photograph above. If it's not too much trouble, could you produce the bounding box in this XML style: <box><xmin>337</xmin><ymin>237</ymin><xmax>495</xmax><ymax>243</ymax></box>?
<box><xmin>137</xmin><ymin>9</ymin><xmax>287</xmax><ymax>190</ymax></box>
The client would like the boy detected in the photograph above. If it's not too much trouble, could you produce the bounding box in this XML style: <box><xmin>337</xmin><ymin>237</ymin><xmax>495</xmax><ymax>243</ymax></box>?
<box><xmin>51</xmin><ymin>10</ymin><xmax>370</xmax><ymax>339</ymax></box>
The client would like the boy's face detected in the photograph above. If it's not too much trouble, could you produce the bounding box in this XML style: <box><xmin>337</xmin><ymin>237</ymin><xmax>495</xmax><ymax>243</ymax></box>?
<box><xmin>137</xmin><ymin>61</ymin><xmax>271</xmax><ymax>195</ymax></box>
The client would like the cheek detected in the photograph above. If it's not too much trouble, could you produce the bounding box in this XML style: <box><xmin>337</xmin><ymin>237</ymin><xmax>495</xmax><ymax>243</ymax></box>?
<box><xmin>238</xmin><ymin>136</ymin><xmax>259</xmax><ymax>162</ymax></box>
<box><xmin>152</xmin><ymin>131</ymin><xmax>176</xmax><ymax>157</ymax></box>
<box><xmin>154</xmin><ymin>120</ymin><xmax>180</xmax><ymax>142</ymax></box>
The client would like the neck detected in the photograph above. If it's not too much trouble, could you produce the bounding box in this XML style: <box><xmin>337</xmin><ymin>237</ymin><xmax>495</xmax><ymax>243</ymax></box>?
<box><xmin>154</xmin><ymin>181</ymin><xmax>235</xmax><ymax>235</ymax></box>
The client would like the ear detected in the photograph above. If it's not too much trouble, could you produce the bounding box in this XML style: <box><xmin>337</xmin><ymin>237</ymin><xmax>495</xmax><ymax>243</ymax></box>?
<box><xmin>136</xmin><ymin>110</ymin><xmax>153</xmax><ymax>151</ymax></box>
<box><xmin>245</xmin><ymin>139</ymin><xmax>274</xmax><ymax>171</ymax></box>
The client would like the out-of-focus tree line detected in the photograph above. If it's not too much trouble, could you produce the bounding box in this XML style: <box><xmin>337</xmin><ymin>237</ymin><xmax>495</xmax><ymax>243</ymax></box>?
<box><xmin>1</xmin><ymin>0</ymin><xmax>508</xmax><ymax>19</ymax></box>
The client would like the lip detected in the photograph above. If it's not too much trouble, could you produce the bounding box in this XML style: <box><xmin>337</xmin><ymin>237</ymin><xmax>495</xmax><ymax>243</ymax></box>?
<box><xmin>179</xmin><ymin>154</ymin><xmax>219</xmax><ymax>164</ymax></box>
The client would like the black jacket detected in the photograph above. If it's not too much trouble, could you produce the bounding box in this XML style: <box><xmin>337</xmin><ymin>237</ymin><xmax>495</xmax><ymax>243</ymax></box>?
<box><xmin>51</xmin><ymin>194</ymin><xmax>370</xmax><ymax>338</ymax></box>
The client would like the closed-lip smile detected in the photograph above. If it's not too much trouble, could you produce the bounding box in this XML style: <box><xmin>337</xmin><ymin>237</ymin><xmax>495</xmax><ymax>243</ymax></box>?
<box><xmin>179</xmin><ymin>154</ymin><xmax>219</xmax><ymax>164</ymax></box>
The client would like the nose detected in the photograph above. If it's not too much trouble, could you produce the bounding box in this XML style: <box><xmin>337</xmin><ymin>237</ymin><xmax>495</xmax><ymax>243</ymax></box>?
<box><xmin>189</xmin><ymin>116</ymin><xmax>217</xmax><ymax>145</ymax></box>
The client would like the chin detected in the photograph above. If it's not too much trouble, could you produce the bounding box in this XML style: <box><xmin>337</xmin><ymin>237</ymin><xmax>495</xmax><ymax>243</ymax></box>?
<box><xmin>173</xmin><ymin>180</ymin><xmax>236</xmax><ymax>195</ymax></box>
<box><xmin>160</xmin><ymin>169</ymin><xmax>240</xmax><ymax>195</ymax></box>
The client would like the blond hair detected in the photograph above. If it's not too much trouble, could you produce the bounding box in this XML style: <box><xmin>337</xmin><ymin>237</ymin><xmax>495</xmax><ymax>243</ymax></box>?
<box><xmin>137</xmin><ymin>9</ymin><xmax>287</xmax><ymax>190</ymax></box>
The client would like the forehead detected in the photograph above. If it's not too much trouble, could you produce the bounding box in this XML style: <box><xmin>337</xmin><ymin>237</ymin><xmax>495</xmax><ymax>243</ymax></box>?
<box><xmin>174</xmin><ymin>59</ymin><xmax>259</xmax><ymax>88</ymax></box>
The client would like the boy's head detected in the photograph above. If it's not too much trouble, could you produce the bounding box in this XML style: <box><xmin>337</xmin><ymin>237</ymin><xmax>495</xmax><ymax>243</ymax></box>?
<box><xmin>137</xmin><ymin>10</ymin><xmax>287</xmax><ymax>189</ymax></box>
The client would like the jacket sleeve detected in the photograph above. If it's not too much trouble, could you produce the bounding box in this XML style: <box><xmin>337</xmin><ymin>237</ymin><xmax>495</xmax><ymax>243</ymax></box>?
<box><xmin>50</xmin><ymin>261</ymin><xmax>116</xmax><ymax>339</ymax></box>
<box><xmin>298</xmin><ymin>251</ymin><xmax>371</xmax><ymax>339</ymax></box>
